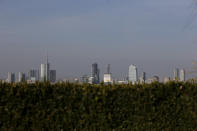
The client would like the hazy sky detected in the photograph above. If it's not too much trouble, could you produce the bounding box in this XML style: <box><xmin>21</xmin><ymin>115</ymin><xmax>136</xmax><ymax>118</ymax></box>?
<box><xmin>1</xmin><ymin>0</ymin><xmax>197</xmax><ymax>80</ymax></box>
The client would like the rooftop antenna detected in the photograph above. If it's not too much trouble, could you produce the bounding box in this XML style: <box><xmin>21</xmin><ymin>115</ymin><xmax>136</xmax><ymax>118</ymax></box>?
<box><xmin>107</xmin><ymin>64</ymin><xmax>110</xmax><ymax>74</ymax></box>
<box><xmin>46</xmin><ymin>50</ymin><xmax>49</xmax><ymax>64</ymax></box>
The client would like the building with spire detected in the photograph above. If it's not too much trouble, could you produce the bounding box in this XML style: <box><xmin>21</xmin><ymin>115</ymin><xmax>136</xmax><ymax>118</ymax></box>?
<box><xmin>40</xmin><ymin>55</ymin><xmax>50</xmax><ymax>81</ymax></box>
<box><xmin>104</xmin><ymin>64</ymin><xmax>112</xmax><ymax>83</ymax></box>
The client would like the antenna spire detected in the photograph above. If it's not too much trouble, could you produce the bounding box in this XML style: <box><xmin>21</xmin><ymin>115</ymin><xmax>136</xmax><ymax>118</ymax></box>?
<box><xmin>46</xmin><ymin>50</ymin><xmax>48</xmax><ymax>64</ymax></box>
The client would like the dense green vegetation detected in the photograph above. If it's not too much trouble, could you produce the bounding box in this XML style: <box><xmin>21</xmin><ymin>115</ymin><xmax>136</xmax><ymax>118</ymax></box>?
<box><xmin>0</xmin><ymin>82</ymin><xmax>197</xmax><ymax>130</ymax></box>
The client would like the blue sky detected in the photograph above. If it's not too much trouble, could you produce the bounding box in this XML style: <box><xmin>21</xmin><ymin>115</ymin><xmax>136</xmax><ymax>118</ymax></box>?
<box><xmin>0</xmin><ymin>0</ymin><xmax>197</xmax><ymax>80</ymax></box>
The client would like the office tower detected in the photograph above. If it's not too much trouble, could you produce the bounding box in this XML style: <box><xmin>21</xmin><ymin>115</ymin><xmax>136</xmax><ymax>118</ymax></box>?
<box><xmin>89</xmin><ymin>63</ymin><xmax>100</xmax><ymax>84</ymax></box>
<box><xmin>46</xmin><ymin>56</ymin><xmax>50</xmax><ymax>81</ymax></box>
<box><xmin>173</xmin><ymin>68</ymin><xmax>179</xmax><ymax>81</ymax></box>
<box><xmin>50</xmin><ymin>70</ymin><xmax>56</xmax><ymax>83</ymax></box>
<box><xmin>40</xmin><ymin>56</ymin><xmax>50</xmax><ymax>81</ymax></box>
<box><xmin>129</xmin><ymin>64</ymin><xmax>138</xmax><ymax>84</ymax></box>
<box><xmin>18</xmin><ymin>72</ymin><xmax>26</xmax><ymax>83</ymax></box>
<box><xmin>104</xmin><ymin>64</ymin><xmax>112</xmax><ymax>83</ymax></box>
<box><xmin>139</xmin><ymin>72</ymin><xmax>146</xmax><ymax>83</ymax></box>
<box><xmin>28</xmin><ymin>69</ymin><xmax>39</xmax><ymax>82</ymax></box>
<box><xmin>7</xmin><ymin>72</ymin><xmax>15</xmax><ymax>83</ymax></box>
<box><xmin>40</xmin><ymin>64</ymin><xmax>46</xmax><ymax>81</ymax></box>
<box><xmin>180</xmin><ymin>69</ymin><xmax>185</xmax><ymax>82</ymax></box>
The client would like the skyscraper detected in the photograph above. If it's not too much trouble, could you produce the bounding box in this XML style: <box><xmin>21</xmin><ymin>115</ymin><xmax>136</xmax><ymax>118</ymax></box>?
<box><xmin>139</xmin><ymin>72</ymin><xmax>146</xmax><ymax>83</ymax></box>
<box><xmin>46</xmin><ymin>56</ymin><xmax>50</xmax><ymax>81</ymax></box>
<box><xmin>129</xmin><ymin>64</ymin><xmax>138</xmax><ymax>84</ymax></box>
<box><xmin>40</xmin><ymin>64</ymin><xmax>46</xmax><ymax>81</ymax></box>
<box><xmin>7</xmin><ymin>72</ymin><xmax>15</xmax><ymax>83</ymax></box>
<box><xmin>28</xmin><ymin>69</ymin><xmax>39</xmax><ymax>82</ymax></box>
<box><xmin>18</xmin><ymin>72</ymin><xmax>26</xmax><ymax>83</ymax></box>
<box><xmin>104</xmin><ymin>64</ymin><xmax>112</xmax><ymax>83</ymax></box>
<box><xmin>180</xmin><ymin>69</ymin><xmax>185</xmax><ymax>82</ymax></box>
<box><xmin>40</xmin><ymin>56</ymin><xmax>50</xmax><ymax>81</ymax></box>
<box><xmin>50</xmin><ymin>70</ymin><xmax>56</xmax><ymax>83</ymax></box>
<box><xmin>173</xmin><ymin>68</ymin><xmax>179</xmax><ymax>81</ymax></box>
<box><xmin>89</xmin><ymin>63</ymin><xmax>100</xmax><ymax>84</ymax></box>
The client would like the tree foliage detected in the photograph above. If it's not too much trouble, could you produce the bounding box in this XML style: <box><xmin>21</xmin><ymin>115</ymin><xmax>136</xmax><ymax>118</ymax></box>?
<box><xmin>0</xmin><ymin>81</ymin><xmax>197</xmax><ymax>130</ymax></box>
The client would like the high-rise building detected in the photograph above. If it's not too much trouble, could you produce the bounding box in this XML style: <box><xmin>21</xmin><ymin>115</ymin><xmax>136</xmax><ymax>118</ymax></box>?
<box><xmin>28</xmin><ymin>69</ymin><xmax>39</xmax><ymax>82</ymax></box>
<box><xmin>173</xmin><ymin>68</ymin><xmax>179</xmax><ymax>81</ymax></box>
<box><xmin>40</xmin><ymin>64</ymin><xmax>46</xmax><ymax>81</ymax></box>
<box><xmin>40</xmin><ymin>56</ymin><xmax>50</xmax><ymax>81</ymax></box>
<box><xmin>139</xmin><ymin>72</ymin><xmax>146</xmax><ymax>83</ymax></box>
<box><xmin>50</xmin><ymin>70</ymin><xmax>56</xmax><ymax>83</ymax></box>
<box><xmin>18</xmin><ymin>72</ymin><xmax>26</xmax><ymax>83</ymax></box>
<box><xmin>7</xmin><ymin>72</ymin><xmax>15</xmax><ymax>83</ymax></box>
<box><xmin>89</xmin><ymin>63</ymin><xmax>100</xmax><ymax>84</ymax></box>
<box><xmin>104</xmin><ymin>64</ymin><xmax>112</xmax><ymax>83</ymax></box>
<box><xmin>180</xmin><ymin>69</ymin><xmax>185</xmax><ymax>82</ymax></box>
<box><xmin>129</xmin><ymin>64</ymin><xmax>138</xmax><ymax>84</ymax></box>
<box><xmin>46</xmin><ymin>56</ymin><xmax>50</xmax><ymax>81</ymax></box>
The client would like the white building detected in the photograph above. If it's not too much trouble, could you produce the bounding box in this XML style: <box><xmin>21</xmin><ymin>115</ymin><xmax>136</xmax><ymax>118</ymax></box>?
<box><xmin>7</xmin><ymin>72</ymin><xmax>15</xmax><ymax>83</ymax></box>
<box><xmin>180</xmin><ymin>69</ymin><xmax>185</xmax><ymax>82</ymax></box>
<box><xmin>129</xmin><ymin>64</ymin><xmax>138</xmax><ymax>84</ymax></box>
<box><xmin>104</xmin><ymin>74</ymin><xmax>112</xmax><ymax>83</ymax></box>
<box><xmin>104</xmin><ymin>64</ymin><xmax>112</xmax><ymax>84</ymax></box>
<box><xmin>18</xmin><ymin>72</ymin><xmax>26</xmax><ymax>83</ymax></box>
<box><xmin>40</xmin><ymin>64</ymin><xmax>46</xmax><ymax>81</ymax></box>
<box><xmin>40</xmin><ymin>56</ymin><xmax>50</xmax><ymax>82</ymax></box>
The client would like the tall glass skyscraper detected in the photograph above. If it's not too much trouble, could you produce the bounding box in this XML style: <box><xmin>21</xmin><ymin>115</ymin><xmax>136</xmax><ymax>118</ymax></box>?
<box><xmin>129</xmin><ymin>64</ymin><xmax>138</xmax><ymax>84</ymax></box>
<box><xmin>40</xmin><ymin>56</ymin><xmax>50</xmax><ymax>81</ymax></box>
<box><xmin>90</xmin><ymin>63</ymin><xmax>100</xmax><ymax>84</ymax></box>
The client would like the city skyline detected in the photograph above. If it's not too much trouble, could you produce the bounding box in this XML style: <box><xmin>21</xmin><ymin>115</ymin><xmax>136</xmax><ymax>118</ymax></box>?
<box><xmin>2</xmin><ymin>59</ymin><xmax>188</xmax><ymax>83</ymax></box>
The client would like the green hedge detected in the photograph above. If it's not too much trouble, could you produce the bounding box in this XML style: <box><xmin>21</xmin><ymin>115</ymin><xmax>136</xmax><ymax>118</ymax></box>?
<box><xmin>0</xmin><ymin>82</ymin><xmax>197</xmax><ymax>130</ymax></box>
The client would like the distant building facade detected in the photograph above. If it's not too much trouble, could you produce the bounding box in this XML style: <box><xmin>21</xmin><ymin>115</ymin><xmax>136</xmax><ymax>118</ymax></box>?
<box><xmin>104</xmin><ymin>64</ymin><xmax>112</xmax><ymax>83</ymax></box>
<box><xmin>28</xmin><ymin>69</ymin><xmax>39</xmax><ymax>82</ymax></box>
<box><xmin>129</xmin><ymin>64</ymin><xmax>138</xmax><ymax>84</ymax></box>
<box><xmin>50</xmin><ymin>70</ymin><xmax>56</xmax><ymax>83</ymax></box>
<box><xmin>180</xmin><ymin>69</ymin><xmax>185</xmax><ymax>82</ymax></box>
<box><xmin>89</xmin><ymin>63</ymin><xmax>100</xmax><ymax>84</ymax></box>
<box><xmin>139</xmin><ymin>72</ymin><xmax>146</xmax><ymax>83</ymax></box>
<box><xmin>7</xmin><ymin>72</ymin><xmax>15</xmax><ymax>83</ymax></box>
<box><xmin>173</xmin><ymin>68</ymin><xmax>179</xmax><ymax>81</ymax></box>
<box><xmin>18</xmin><ymin>72</ymin><xmax>26</xmax><ymax>83</ymax></box>
<box><xmin>40</xmin><ymin>56</ymin><xmax>50</xmax><ymax>81</ymax></box>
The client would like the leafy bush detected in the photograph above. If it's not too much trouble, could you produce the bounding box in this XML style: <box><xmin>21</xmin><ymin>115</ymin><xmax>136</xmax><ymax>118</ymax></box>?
<box><xmin>0</xmin><ymin>82</ymin><xmax>197</xmax><ymax>130</ymax></box>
